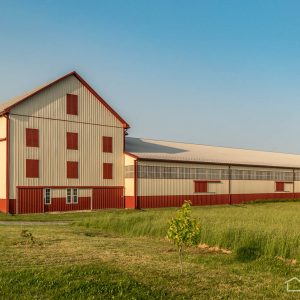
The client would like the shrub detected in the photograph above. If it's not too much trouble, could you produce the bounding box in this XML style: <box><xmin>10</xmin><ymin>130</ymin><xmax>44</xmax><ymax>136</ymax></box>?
<box><xmin>167</xmin><ymin>201</ymin><xmax>201</xmax><ymax>273</ymax></box>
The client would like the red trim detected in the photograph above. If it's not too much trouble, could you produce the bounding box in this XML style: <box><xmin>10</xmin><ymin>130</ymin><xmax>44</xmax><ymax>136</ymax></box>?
<box><xmin>1</xmin><ymin>71</ymin><xmax>129</xmax><ymax>128</ymax></box>
<box><xmin>0</xmin><ymin>138</ymin><xmax>6</xmax><ymax>142</ymax></box>
<box><xmin>74</xmin><ymin>72</ymin><xmax>129</xmax><ymax>128</ymax></box>
<box><xmin>16</xmin><ymin>185</ymin><xmax>123</xmax><ymax>189</ymax></box>
<box><xmin>6</xmin><ymin>115</ymin><xmax>9</xmax><ymax>213</ymax></box>
<box><xmin>124</xmin><ymin>151</ymin><xmax>139</xmax><ymax>159</ymax></box>
<box><xmin>194</xmin><ymin>180</ymin><xmax>221</xmax><ymax>183</ymax></box>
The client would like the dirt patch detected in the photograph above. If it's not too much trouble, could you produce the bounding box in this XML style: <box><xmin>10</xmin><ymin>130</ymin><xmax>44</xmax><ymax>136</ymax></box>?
<box><xmin>198</xmin><ymin>243</ymin><xmax>232</xmax><ymax>254</ymax></box>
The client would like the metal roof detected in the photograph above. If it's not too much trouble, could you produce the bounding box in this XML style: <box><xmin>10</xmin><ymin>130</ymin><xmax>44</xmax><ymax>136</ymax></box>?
<box><xmin>125</xmin><ymin>137</ymin><xmax>300</xmax><ymax>168</ymax></box>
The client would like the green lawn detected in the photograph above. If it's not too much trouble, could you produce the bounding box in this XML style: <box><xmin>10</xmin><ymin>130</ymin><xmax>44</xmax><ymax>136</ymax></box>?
<box><xmin>1</xmin><ymin>202</ymin><xmax>300</xmax><ymax>299</ymax></box>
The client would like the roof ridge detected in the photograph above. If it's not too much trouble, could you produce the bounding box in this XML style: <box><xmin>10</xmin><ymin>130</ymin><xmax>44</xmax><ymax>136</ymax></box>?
<box><xmin>126</xmin><ymin>136</ymin><xmax>300</xmax><ymax>156</ymax></box>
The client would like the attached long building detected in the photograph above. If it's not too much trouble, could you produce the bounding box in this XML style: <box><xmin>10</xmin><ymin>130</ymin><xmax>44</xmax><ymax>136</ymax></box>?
<box><xmin>0</xmin><ymin>71</ymin><xmax>300</xmax><ymax>214</ymax></box>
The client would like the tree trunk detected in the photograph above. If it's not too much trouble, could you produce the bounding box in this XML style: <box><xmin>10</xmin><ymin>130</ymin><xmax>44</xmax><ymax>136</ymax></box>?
<box><xmin>178</xmin><ymin>246</ymin><xmax>183</xmax><ymax>273</ymax></box>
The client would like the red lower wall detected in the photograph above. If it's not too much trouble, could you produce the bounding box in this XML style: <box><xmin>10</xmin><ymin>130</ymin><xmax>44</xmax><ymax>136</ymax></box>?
<box><xmin>0</xmin><ymin>199</ymin><xmax>8</xmax><ymax>213</ymax></box>
<box><xmin>125</xmin><ymin>196</ymin><xmax>136</xmax><ymax>209</ymax></box>
<box><xmin>7</xmin><ymin>191</ymin><xmax>300</xmax><ymax>214</ymax></box>
<box><xmin>45</xmin><ymin>197</ymin><xmax>91</xmax><ymax>212</ymax></box>
<box><xmin>137</xmin><ymin>193</ymin><xmax>298</xmax><ymax>209</ymax></box>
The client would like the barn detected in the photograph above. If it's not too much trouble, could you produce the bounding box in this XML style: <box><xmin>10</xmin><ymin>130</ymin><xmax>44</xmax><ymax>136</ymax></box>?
<box><xmin>0</xmin><ymin>71</ymin><xmax>129</xmax><ymax>214</ymax></box>
<box><xmin>124</xmin><ymin>138</ymin><xmax>300</xmax><ymax>209</ymax></box>
<box><xmin>1</xmin><ymin>71</ymin><xmax>300</xmax><ymax>214</ymax></box>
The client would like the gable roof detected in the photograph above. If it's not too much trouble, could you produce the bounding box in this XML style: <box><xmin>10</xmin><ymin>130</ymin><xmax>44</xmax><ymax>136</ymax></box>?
<box><xmin>125</xmin><ymin>137</ymin><xmax>300</xmax><ymax>169</ymax></box>
<box><xmin>0</xmin><ymin>71</ymin><xmax>129</xmax><ymax>128</ymax></box>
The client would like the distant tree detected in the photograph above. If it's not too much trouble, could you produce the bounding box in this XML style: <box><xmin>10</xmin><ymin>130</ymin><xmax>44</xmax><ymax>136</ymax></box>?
<box><xmin>167</xmin><ymin>201</ymin><xmax>201</xmax><ymax>273</ymax></box>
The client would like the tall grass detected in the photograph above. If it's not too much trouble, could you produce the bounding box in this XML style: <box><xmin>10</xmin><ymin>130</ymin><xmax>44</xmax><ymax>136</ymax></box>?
<box><xmin>75</xmin><ymin>202</ymin><xmax>300</xmax><ymax>259</ymax></box>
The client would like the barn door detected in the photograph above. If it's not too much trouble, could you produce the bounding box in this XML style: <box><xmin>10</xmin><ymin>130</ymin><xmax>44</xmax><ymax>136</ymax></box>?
<box><xmin>92</xmin><ymin>187</ymin><xmax>124</xmax><ymax>209</ymax></box>
<box><xmin>17</xmin><ymin>188</ymin><xmax>44</xmax><ymax>214</ymax></box>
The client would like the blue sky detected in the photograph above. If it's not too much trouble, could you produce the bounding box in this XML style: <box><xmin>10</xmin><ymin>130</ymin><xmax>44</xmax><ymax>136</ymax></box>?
<box><xmin>1</xmin><ymin>0</ymin><xmax>300</xmax><ymax>153</ymax></box>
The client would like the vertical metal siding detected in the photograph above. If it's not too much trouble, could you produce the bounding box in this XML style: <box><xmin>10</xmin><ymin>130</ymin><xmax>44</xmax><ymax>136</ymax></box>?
<box><xmin>18</xmin><ymin>188</ymin><xmax>43</xmax><ymax>214</ymax></box>
<box><xmin>10</xmin><ymin>76</ymin><xmax>123</xmax><ymax>127</ymax></box>
<box><xmin>45</xmin><ymin>197</ymin><xmax>91</xmax><ymax>212</ymax></box>
<box><xmin>0</xmin><ymin>117</ymin><xmax>6</xmax><ymax>199</ymax></box>
<box><xmin>9</xmin><ymin>116</ymin><xmax>124</xmax><ymax>199</ymax></box>
<box><xmin>92</xmin><ymin>187</ymin><xmax>124</xmax><ymax>209</ymax></box>
<box><xmin>9</xmin><ymin>75</ymin><xmax>124</xmax><ymax>199</ymax></box>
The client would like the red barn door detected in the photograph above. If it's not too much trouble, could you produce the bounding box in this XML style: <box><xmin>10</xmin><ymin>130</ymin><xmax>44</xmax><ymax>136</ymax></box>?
<box><xmin>17</xmin><ymin>188</ymin><xmax>44</xmax><ymax>214</ymax></box>
<box><xmin>92</xmin><ymin>187</ymin><xmax>124</xmax><ymax>209</ymax></box>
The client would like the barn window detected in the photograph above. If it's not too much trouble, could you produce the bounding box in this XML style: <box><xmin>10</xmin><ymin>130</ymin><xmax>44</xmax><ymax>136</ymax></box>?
<box><xmin>103</xmin><ymin>136</ymin><xmax>113</xmax><ymax>153</ymax></box>
<box><xmin>66</xmin><ymin>94</ymin><xmax>78</xmax><ymax>115</ymax></box>
<box><xmin>194</xmin><ymin>181</ymin><xmax>208</xmax><ymax>193</ymax></box>
<box><xmin>103</xmin><ymin>163</ymin><xmax>113</xmax><ymax>179</ymax></box>
<box><xmin>26</xmin><ymin>128</ymin><xmax>39</xmax><ymax>147</ymax></box>
<box><xmin>67</xmin><ymin>161</ymin><xmax>78</xmax><ymax>178</ymax></box>
<box><xmin>66</xmin><ymin>188</ymin><xmax>78</xmax><ymax>204</ymax></box>
<box><xmin>26</xmin><ymin>159</ymin><xmax>39</xmax><ymax>178</ymax></box>
<box><xmin>44</xmin><ymin>188</ymin><xmax>51</xmax><ymax>205</ymax></box>
<box><xmin>67</xmin><ymin>132</ymin><xmax>78</xmax><ymax>150</ymax></box>
<box><xmin>275</xmin><ymin>182</ymin><xmax>284</xmax><ymax>192</ymax></box>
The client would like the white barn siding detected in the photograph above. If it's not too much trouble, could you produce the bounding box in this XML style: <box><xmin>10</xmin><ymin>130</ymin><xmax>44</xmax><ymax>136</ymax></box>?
<box><xmin>0</xmin><ymin>116</ymin><xmax>6</xmax><ymax>199</ymax></box>
<box><xmin>8</xmin><ymin>75</ymin><xmax>124</xmax><ymax>199</ymax></box>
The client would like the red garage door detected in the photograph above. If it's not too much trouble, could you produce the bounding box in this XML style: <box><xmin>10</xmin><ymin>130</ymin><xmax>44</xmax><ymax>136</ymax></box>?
<box><xmin>18</xmin><ymin>188</ymin><xmax>44</xmax><ymax>214</ymax></box>
<box><xmin>92</xmin><ymin>187</ymin><xmax>124</xmax><ymax>209</ymax></box>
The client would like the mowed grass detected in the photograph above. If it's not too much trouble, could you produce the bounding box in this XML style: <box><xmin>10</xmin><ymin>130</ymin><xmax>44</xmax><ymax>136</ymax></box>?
<box><xmin>1</xmin><ymin>202</ymin><xmax>300</xmax><ymax>299</ymax></box>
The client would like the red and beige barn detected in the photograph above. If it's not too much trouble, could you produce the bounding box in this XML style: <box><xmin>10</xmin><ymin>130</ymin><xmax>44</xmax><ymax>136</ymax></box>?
<box><xmin>0</xmin><ymin>72</ymin><xmax>300</xmax><ymax>214</ymax></box>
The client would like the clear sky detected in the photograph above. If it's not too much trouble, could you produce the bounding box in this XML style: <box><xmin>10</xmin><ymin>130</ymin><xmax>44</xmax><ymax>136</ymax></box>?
<box><xmin>1</xmin><ymin>0</ymin><xmax>300</xmax><ymax>153</ymax></box>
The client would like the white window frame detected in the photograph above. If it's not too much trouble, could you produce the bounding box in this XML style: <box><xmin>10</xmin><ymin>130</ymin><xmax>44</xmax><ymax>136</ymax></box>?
<box><xmin>66</xmin><ymin>188</ymin><xmax>78</xmax><ymax>204</ymax></box>
<box><xmin>44</xmin><ymin>188</ymin><xmax>51</xmax><ymax>205</ymax></box>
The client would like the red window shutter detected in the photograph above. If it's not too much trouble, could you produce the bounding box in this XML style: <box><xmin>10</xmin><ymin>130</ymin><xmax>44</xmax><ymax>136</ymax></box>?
<box><xmin>26</xmin><ymin>128</ymin><xmax>39</xmax><ymax>147</ymax></box>
<box><xmin>67</xmin><ymin>132</ymin><xmax>78</xmax><ymax>150</ymax></box>
<box><xmin>103</xmin><ymin>136</ymin><xmax>113</xmax><ymax>153</ymax></box>
<box><xmin>103</xmin><ymin>163</ymin><xmax>113</xmax><ymax>179</ymax></box>
<box><xmin>276</xmin><ymin>182</ymin><xmax>284</xmax><ymax>192</ymax></box>
<box><xmin>26</xmin><ymin>159</ymin><xmax>39</xmax><ymax>178</ymax></box>
<box><xmin>66</xmin><ymin>94</ymin><xmax>78</xmax><ymax>115</ymax></box>
<box><xmin>67</xmin><ymin>161</ymin><xmax>78</xmax><ymax>178</ymax></box>
<box><xmin>195</xmin><ymin>181</ymin><xmax>208</xmax><ymax>193</ymax></box>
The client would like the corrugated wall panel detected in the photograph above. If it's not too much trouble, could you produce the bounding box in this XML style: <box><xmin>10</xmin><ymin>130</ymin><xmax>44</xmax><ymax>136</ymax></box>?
<box><xmin>0</xmin><ymin>116</ymin><xmax>6</xmax><ymax>139</ymax></box>
<box><xmin>0</xmin><ymin>116</ymin><xmax>6</xmax><ymax>200</ymax></box>
<box><xmin>92</xmin><ymin>187</ymin><xmax>124</xmax><ymax>209</ymax></box>
<box><xmin>9</xmin><ymin>115</ymin><xmax>124</xmax><ymax>198</ymax></box>
<box><xmin>0</xmin><ymin>140</ymin><xmax>6</xmax><ymax>199</ymax></box>
<box><xmin>18</xmin><ymin>188</ymin><xmax>43</xmax><ymax>214</ymax></box>
<box><xmin>138</xmin><ymin>179</ymin><xmax>229</xmax><ymax>196</ymax></box>
<box><xmin>45</xmin><ymin>197</ymin><xmax>91</xmax><ymax>212</ymax></box>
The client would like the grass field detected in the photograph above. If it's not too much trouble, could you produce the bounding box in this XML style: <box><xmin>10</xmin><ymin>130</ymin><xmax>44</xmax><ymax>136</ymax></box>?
<box><xmin>1</xmin><ymin>202</ymin><xmax>300</xmax><ymax>299</ymax></box>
